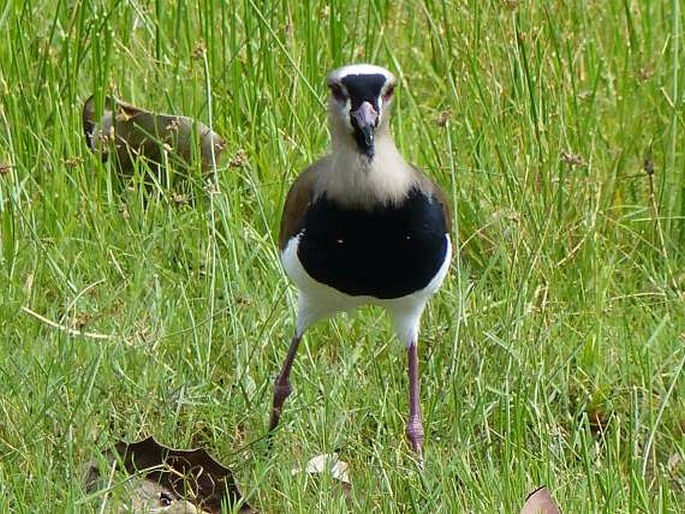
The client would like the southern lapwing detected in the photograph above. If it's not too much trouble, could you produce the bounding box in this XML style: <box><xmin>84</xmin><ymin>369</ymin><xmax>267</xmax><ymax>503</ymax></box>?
<box><xmin>271</xmin><ymin>64</ymin><xmax>452</xmax><ymax>463</ymax></box>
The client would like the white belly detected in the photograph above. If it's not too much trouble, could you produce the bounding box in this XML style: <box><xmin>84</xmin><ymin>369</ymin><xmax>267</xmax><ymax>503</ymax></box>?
<box><xmin>282</xmin><ymin>233</ymin><xmax>452</xmax><ymax>345</ymax></box>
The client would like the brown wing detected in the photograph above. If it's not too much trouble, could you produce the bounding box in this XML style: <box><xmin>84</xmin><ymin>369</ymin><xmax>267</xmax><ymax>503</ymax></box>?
<box><xmin>279</xmin><ymin>156</ymin><xmax>332</xmax><ymax>251</ymax></box>
<box><xmin>412</xmin><ymin>165</ymin><xmax>452</xmax><ymax>232</ymax></box>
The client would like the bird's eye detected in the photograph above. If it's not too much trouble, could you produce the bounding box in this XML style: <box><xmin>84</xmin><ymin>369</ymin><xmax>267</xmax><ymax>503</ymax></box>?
<box><xmin>329</xmin><ymin>84</ymin><xmax>347</xmax><ymax>102</ymax></box>
<box><xmin>383</xmin><ymin>84</ymin><xmax>395</xmax><ymax>102</ymax></box>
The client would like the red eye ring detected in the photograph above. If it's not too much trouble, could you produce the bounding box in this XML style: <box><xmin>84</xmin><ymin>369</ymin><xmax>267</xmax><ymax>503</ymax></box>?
<box><xmin>382</xmin><ymin>84</ymin><xmax>395</xmax><ymax>102</ymax></box>
<box><xmin>329</xmin><ymin>84</ymin><xmax>347</xmax><ymax>102</ymax></box>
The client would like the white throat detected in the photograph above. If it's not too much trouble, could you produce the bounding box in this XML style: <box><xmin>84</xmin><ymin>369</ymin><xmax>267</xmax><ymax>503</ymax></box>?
<box><xmin>318</xmin><ymin>126</ymin><xmax>417</xmax><ymax>208</ymax></box>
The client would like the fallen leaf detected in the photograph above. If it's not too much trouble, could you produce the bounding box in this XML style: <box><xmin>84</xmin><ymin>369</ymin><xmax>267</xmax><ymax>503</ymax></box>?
<box><xmin>82</xmin><ymin>95</ymin><xmax>226</xmax><ymax>182</ymax></box>
<box><xmin>520</xmin><ymin>486</ymin><xmax>561</xmax><ymax>514</ymax></box>
<box><xmin>119</xmin><ymin>478</ymin><xmax>208</xmax><ymax>513</ymax></box>
<box><xmin>86</xmin><ymin>436</ymin><xmax>255</xmax><ymax>513</ymax></box>
<box><xmin>292</xmin><ymin>453</ymin><xmax>351</xmax><ymax>499</ymax></box>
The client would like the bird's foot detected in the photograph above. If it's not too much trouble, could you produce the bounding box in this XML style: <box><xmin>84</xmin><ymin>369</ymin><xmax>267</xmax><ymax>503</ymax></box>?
<box><xmin>406</xmin><ymin>415</ymin><xmax>424</xmax><ymax>468</ymax></box>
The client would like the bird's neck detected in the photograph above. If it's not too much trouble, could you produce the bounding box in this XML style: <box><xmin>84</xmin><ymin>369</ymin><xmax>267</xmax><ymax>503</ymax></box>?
<box><xmin>323</xmin><ymin>129</ymin><xmax>417</xmax><ymax>208</ymax></box>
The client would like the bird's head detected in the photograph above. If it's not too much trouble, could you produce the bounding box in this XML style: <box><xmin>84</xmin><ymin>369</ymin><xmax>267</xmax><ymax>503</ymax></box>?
<box><xmin>326</xmin><ymin>64</ymin><xmax>396</xmax><ymax>159</ymax></box>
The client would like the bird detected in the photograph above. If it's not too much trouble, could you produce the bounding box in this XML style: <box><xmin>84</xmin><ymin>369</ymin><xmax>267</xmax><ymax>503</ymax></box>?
<box><xmin>270</xmin><ymin>64</ymin><xmax>452</xmax><ymax>464</ymax></box>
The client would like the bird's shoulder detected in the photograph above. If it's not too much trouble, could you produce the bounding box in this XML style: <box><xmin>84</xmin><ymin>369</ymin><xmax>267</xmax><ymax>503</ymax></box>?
<box><xmin>409</xmin><ymin>164</ymin><xmax>452</xmax><ymax>231</ymax></box>
<box><xmin>279</xmin><ymin>155</ymin><xmax>332</xmax><ymax>250</ymax></box>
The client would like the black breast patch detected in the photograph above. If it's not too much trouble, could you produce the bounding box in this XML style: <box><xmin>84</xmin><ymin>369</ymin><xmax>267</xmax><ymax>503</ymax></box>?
<box><xmin>297</xmin><ymin>188</ymin><xmax>449</xmax><ymax>299</ymax></box>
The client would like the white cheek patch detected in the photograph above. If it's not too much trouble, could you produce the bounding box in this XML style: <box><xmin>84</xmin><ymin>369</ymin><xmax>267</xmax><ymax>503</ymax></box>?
<box><xmin>342</xmin><ymin>100</ymin><xmax>353</xmax><ymax>131</ymax></box>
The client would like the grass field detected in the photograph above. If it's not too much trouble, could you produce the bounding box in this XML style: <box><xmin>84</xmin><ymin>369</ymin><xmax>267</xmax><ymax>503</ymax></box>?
<box><xmin>1</xmin><ymin>0</ymin><xmax>684</xmax><ymax>512</ymax></box>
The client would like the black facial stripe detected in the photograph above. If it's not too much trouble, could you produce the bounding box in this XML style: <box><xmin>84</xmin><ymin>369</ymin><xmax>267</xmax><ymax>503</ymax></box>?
<box><xmin>352</xmin><ymin>127</ymin><xmax>373</xmax><ymax>158</ymax></box>
<box><xmin>340</xmin><ymin>74</ymin><xmax>387</xmax><ymax>110</ymax></box>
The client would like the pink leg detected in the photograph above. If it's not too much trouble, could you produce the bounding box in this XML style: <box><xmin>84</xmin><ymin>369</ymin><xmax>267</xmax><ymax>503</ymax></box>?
<box><xmin>269</xmin><ymin>334</ymin><xmax>302</xmax><ymax>432</ymax></box>
<box><xmin>406</xmin><ymin>342</ymin><xmax>424</xmax><ymax>465</ymax></box>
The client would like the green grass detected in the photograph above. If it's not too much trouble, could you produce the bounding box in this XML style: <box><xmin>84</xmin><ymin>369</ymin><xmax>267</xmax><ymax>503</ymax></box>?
<box><xmin>1</xmin><ymin>0</ymin><xmax>684</xmax><ymax>512</ymax></box>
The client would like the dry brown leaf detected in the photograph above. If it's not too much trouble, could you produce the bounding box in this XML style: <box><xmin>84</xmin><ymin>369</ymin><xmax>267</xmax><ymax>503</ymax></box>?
<box><xmin>82</xmin><ymin>95</ymin><xmax>226</xmax><ymax>182</ymax></box>
<box><xmin>520</xmin><ymin>486</ymin><xmax>562</xmax><ymax>514</ymax></box>
<box><xmin>86</xmin><ymin>436</ymin><xmax>255</xmax><ymax>514</ymax></box>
